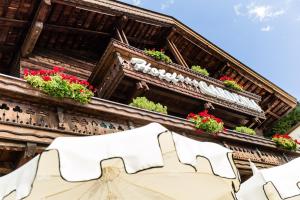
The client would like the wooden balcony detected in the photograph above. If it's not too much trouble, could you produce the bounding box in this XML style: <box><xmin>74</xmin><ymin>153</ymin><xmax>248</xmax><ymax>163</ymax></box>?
<box><xmin>88</xmin><ymin>40</ymin><xmax>265</xmax><ymax>129</ymax></box>
<box><xmin>0</xmin><ymin>73</ymin><xmax>298</xmax><ymax>179</ymax></box>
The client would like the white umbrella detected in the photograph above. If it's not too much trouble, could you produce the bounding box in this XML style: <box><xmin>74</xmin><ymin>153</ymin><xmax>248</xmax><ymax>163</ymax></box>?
<box><xmin>237</xmin><ymin>158</ymin><xmax>300</xmax><ymax>200</ymax></box>
<box><xmin>0</xmin><ymin>123</ymin><xmax>240</xmax><ymax>200</ymax></box>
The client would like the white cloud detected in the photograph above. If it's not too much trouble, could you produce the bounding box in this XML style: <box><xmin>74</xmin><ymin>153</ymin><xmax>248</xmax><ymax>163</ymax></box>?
<box><xmin>247</xmin><ymin>4</ymin><xmax>285</xmax><ymax>21</ymax></box>
<box><xmin>132</xmin><ymin>0</ymin><xmax>141</xmax><ymax>6</ymax></box>
<box><xmin>261</xmin><ymin>25</ymin><xmax>271</xmax><ymax>32</ymax></box>
<box><xmin>233</xmin><ymin>4</ymin><xmax>242</xmax><ymax>16</ymax></box>
<box><xmin>233</xmin><ymin>3</ymin><xmax>285</xmax><ymax>22</ymax></box>
<box><xmin>161</xmin><ymin>0</ymin><xmax>175</xmax><ymax>10</ymax></box>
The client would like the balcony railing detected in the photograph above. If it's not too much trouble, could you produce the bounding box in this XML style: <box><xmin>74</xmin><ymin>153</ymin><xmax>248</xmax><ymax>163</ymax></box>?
<box><xmin>0</xmin><ymin>73</ymin><xmax>298</xmax><ymax>174</ymax></box>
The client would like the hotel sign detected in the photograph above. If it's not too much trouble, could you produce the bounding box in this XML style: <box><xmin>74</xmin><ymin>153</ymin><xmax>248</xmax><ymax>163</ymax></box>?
<box><xmin>131</xmin><ymin>58</ymin><xmax>263</xmax><ymax>113</ymax></box>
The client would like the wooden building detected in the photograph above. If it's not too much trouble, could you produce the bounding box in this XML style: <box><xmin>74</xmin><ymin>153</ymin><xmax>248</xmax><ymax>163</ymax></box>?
<box><xmin>0</xmin><ymin>0</ymin><xmax>298</xmax><ymax>180</ymax></box>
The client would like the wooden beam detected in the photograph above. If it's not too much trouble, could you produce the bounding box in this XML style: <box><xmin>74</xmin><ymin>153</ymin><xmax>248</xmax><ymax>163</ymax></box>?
<box><xmin>0</xmin><ymin>17</ymin><xmax>29</xmax><ymax>27</ymax></box>
<box><xmin>167</xmin><ymin>39</ymin><xmax>188</xmax><ymax>67</ymax></box>
<box><xmin>0</xmin><ymin>44</ymin><xmax>15</xmax><ymax>52</ymax></box>
<box><xmin>21</xmin><ymin>0</ymin><xmax>52</xmax><ymax>57</ymax></box>
<box><xmin>266</xmin><ymin>111</ymin><xmax>280</xmax><ymax>119</ymax></box>
<box><xmin>127</xmin><ymin>36</ymin><xmax>159</xmax><ymax>46</ymax></box>
<box><xmin>44</xmin><ymin>24</ymin><xmax>111</xmax><ymax>36</ymax></box>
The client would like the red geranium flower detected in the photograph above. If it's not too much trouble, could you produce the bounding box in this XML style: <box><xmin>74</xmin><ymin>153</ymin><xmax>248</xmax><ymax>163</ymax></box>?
<box><xmin>187</xmin><ymin>113</ymin><xmax>196</xmax><ymax>120</ymax></box>
<box><xmin>53</xmin><ymin>66</ymin><xmax>64</xmax><ymax>72</ymax></box>
<box><xmin>38</xmin><ymin>70</ymin><xmax>47</xmax><ymax>75</ymax></box>
<box><xmin>42</xmin><ymin>76</ymin><xmax>51</xmax><ymax>81</ymax></box>
<box><xmin>219</xmin><ymin>76</ymin><xmax>234</xmax><ymax>81</ymax></box>
<box><xmin>202</xmin><ymin>118</ymin><xmax>209</xmax><ymax>123</ymax></box>
<box><xmin>24</xmin><ymin>68</ymin><xmax>29</xmax><ymax>76</ymax></box>
<box><xmin>30</xmin><ymin>70</ymin><xmax>37</xmax><ymax>76</ymax></box>
<box><xmin>198</xmin><ymin>110</ymin><xmax>209</xmax><ymax>117</ymax></box>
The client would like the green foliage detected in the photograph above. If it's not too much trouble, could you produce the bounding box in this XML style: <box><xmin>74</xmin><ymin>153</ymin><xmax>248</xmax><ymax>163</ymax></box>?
<box><xmin>187</xmin><ymin>111</ymin><xmax>224</xmax><ymax>134</ymax></box>
<box><xmin>235</xmin><ymin>126</ymin><xmax>256</xmax><ymax>135</ymax></box>
<box><xmin>25</xmin><ymin>75</ymin><xmax>94</xmax><ymax>104</ymax></box>
<box><xmin>144</xmin><ymin>49</ymin><xmax>172</xmax><ymax>64</ymax></box>
<box><xmin>129</xmin><ymin>97</ymin><xmax>168</xmax><ymax>114</ymax></box>
<box><xmin>223</xmin><ymin>80</ymin><xmax>244</xmax><ymax>91</ymax></box>
<box><xmin>191</xmin><ymin>65</ymin><xmax>209</xmax><ymax>76</ymax></box>
<box><xmin>268</xmin><ymin>104</ymin><xmax>300</xmax><ymax>137</ymax></box>
<box><xmin>193</xmin><ymin>118</ymin><xmax>224</xmax><ymax>134</ymax></box>
<box><xmin>272</xmin><ymin>136</ymin><xmax>297</xmax><ymax>151</ymax></box>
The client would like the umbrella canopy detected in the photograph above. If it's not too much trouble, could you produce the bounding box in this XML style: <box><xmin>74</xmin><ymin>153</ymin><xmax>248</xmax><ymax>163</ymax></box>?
<box><xmin>0</xmin><ymin>123</ymin><xmax>240</xmax><ymax>200</ymax></box>
<box><xmin>237</xmin><ymin>158</ymin><xmax>300</xmax><ymax>200</ymax></box>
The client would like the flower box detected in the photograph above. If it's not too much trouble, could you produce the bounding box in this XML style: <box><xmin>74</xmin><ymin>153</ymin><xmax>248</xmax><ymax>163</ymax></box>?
<box><xmin>24</xmin><ymin>67</ymin><xmax>95</xmax><ymax>104</ymax></box>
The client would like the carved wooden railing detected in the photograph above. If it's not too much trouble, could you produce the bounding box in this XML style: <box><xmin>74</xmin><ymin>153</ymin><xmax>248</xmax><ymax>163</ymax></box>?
<box><xmin>0</xmin><ymin>73</ymin><xmax>298</xmax><ymax>176</ymax></box>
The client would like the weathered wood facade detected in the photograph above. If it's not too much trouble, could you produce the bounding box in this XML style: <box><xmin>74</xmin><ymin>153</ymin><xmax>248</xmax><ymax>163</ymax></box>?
<box><xmin>0</xmin><ymin>0</ymin><xmax>298</xmax><ymax>180</ymax></box>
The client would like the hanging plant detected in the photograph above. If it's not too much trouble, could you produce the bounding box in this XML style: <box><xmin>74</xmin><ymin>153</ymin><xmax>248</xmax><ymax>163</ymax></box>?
<box><xmin>23</xmin><ymin>67</ymin><xmax>95</xmax><ymax>104</ymax></box>
<box><xmin>219</xmin><ymin>76</ymin><xmax>243</xmax><ymax>91</ymax></box>
<box><xmin>129</xmin><ymin>96</ymin><xmax>168</xmax><ymax>114</ymax></box>
<box><xmin>235</xmin><ymin>126</ymin><xmax>256</xmax><ymax>135</ymax></box>
<box><xmin>187</xmin><ymin>110</ymin><xmax>224</xmax><ymax>134</ymax></box>
<box><xmin>272</xmin><ymin>134</ymin><xmax>299</xmax><ymax>151</ymax></box>
<box><xmin>191</xmin><ymin>65</ymin><xmax>209</xmax><ymax>76</ymax></box>
<box><xmin>144</xmin><ymin>49</ymin><xmax>172</xmax><ymax>64</ymax></box>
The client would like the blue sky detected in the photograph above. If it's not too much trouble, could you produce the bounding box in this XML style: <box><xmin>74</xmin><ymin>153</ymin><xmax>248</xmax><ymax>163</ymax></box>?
<box><xmin>120</xmin><ymin>0</ymin><xmax>300</xmax><ymax>101</ymax></box>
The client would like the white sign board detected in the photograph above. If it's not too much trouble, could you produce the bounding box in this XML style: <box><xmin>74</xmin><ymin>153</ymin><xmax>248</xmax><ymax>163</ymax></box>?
<box><xmin>130</xmin><ymin>58</ymin><xmax>263</xmax><ymax>113</ymax></box>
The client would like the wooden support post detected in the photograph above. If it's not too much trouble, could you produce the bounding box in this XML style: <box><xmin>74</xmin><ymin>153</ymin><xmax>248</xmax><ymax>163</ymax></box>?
<box><xmin>21</xmin><ymin>22</ymin><xmax>43</xmax><ymax>57</ymax></box>
<box><xmin>121</xmin><ymin>29</ymin><xmax>129</xmax><ymax>45</ymax></box>
<box><xmin>113</xmin><ymin>15</ymin><xmax>129</xmax><ymax>45</ymax></box>
<box><xmin>17</xmin><ymin>142</ymin><xmax>37</xmax><ymax>167</ymax></box>
<box><xmin>128</xmin><ymin>81</ymin><xmax>150</xmax><ymax>103</ymax></box>
<box><xmin>204</xmin><ymin>102</ymin><xmax>215</xmax><ymax>110</ymax></box>
<box><xmin>21</xmin><ymin>0</ymin><xmax>51</xmax><ymax>57</ymax></box>
<box><xmin>248</xmin><ymin>117</ymin><xmax>261</xmax><ymax>128</ymax></box>
<box><xmin>115</xmin><ymin>28</ymin><xmax>124</xmax><ymax>43</ymax></box>
<box><xmin>167</xmin><ymin>39</ymin><xmax>188</xmax><ymax>67</ymax></box>
<box><xmin>57</xmin><ymin>107</ymin><xmax>65</xmax><ymax>130</ymax></box>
